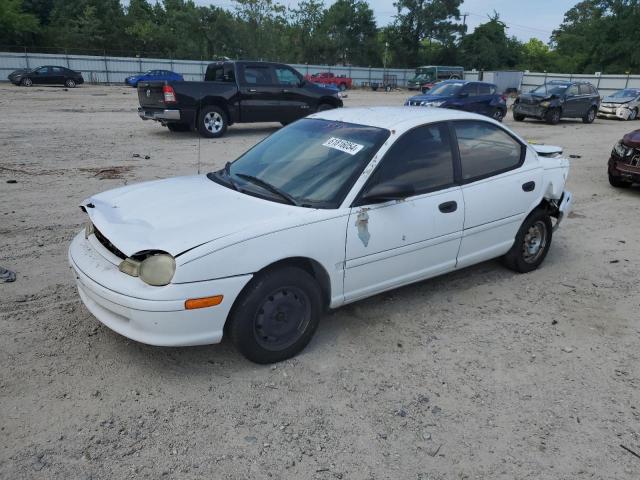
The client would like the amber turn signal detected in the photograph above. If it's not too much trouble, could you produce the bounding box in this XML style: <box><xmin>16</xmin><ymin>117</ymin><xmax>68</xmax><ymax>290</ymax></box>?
<box><xmin>184</xmin><ymin>295</ymin><xmax>223</xmax><ymax>310</ymax></box>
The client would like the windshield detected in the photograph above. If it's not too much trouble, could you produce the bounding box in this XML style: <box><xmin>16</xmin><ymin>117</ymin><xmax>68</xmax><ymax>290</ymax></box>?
<box><xmin>428</xmin><ymin>82</ymin><xmax>464</xmax><ymax>96</ymax></box>
<box><xmin>610</xmin><ymin>89</ymin><xmax>639</xmax><ymax>98</ymax></box>
<box><xmin>531</xmin><ymin>83</ymin><xmax>569</xmax><ymax>96</ymax></box>
<box><xmin>208</xmin><ymin>119</ymin><xmax>390</xmax><ymax>208</ymax></box>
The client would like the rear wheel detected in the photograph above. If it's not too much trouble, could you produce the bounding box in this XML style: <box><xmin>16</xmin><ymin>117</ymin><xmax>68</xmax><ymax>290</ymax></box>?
<box><xmin>513</xmin><ymin>112</ymin><xmax>525</xmax><ymax>122</ymax></box>
<box><xmin>21</xmin><ymin>78</ymin><xmax>32</xmax><ymax>87</ymax></box>
<box><xmin>545</xmin><ymin>108</ymin><xmax>561</xmax><ymax>125</ymax></box>
<box><xmin>582</xmin><ymin>107</ymin><xmax>596</xmax><ymax>124</ymax></box>
<box><xmin>492</xmin><ymin>108</ymin><xmax>505</xmax><ymax>122</ymax></box>
<box><xmin>608</xmin><ymin>174</ymin><xmax>632</xmax><ymax>188</ymax></box>
<box><xmin>228</xmin><ymin>266</ymin><xmax>322</xmax><ymax>364</ymax></box>
<box><xmin>317</xmin><ymin>103</ymin><xmax>335</xmax><ymax>112</ymax></box>
<box><xmin>64</xmin><ymin>79</ymin><xmax>76</xmax><ymax>88</ymax></box>
<box><xmin>197</xmin><ymin>105</ymin><xmax>227</xmax><ymax>138</ymax></box>
<box><xmin>502</xmin><ymin>209</ymin><xmax>553</xmax><ymax>273</ymax></box>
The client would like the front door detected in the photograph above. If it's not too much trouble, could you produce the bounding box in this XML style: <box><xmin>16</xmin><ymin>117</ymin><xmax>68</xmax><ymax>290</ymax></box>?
<box><xmin>273</xmin><ymin>66</ymin><xmax>312</xmax><ymax>122</ymax></box>
<box><xmin>453</xmin><ymin>120</ymin><xmax>543</xmax><ymax>268</ymax></box>
<box><xmin>562</xmin><ymin>84</ymin><xmax>581</xmax><ymax>117</ymax></box>
<box><xmin>238</xmin><ymin>64</ymin><xmax>281</xmax><ymax>123</ymax></box>
<box><xmin>344</xmin><ymin>122</ymin><xmax>464</xmax><ymax>302</ymax></box>
<box><xmin>32</xmin><ymin>66</ymin><xmax>51</xmax><ymax>84</ymax></box>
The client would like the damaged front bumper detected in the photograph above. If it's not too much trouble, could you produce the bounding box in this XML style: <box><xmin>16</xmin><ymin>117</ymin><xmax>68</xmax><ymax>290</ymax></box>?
<box><xmin>598</xmin><ymin>104</ymin><xmax>635</xmax><ymax>120</ymax></box>
<box><xmin>552</xmin><ymin>191</ymin><xmax>573</xmax><ymax>231</ymax></box>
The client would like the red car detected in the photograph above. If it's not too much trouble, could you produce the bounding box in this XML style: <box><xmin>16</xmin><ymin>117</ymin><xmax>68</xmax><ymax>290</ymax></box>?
<box><xmin>305</xmin><ymin>72</ymin><xmax>352</xmax><ymax>91</ymax></box>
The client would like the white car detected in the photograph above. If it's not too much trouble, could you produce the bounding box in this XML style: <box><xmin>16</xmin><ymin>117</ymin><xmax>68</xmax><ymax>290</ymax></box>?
<box><xmin>598</xmin><ymin>88</ymin><xmax>640</xmax><ymax>121</ymax></box>
<box><xmin>69</xmin><ymin>107</ymin><xmax>572</xmax><ymax>363</ymax></box>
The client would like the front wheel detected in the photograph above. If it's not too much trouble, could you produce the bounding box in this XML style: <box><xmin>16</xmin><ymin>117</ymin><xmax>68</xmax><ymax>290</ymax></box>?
<box><xmin>65</xmin><ymin>79</ymin><xmax>76</xmax><ymax>88</ymax></box>
<box><xmin>582</xmin><ymin>107</ymin><xmax>596</xmax><ymax>124</ymax></box>
<box><xmin>609</xmin><ymin>174</ymin><xmax>632</xmax><ymax>188</ymax></box>
<box><xmin>317</xmin><ymin>103</ymin><xmax>335</xmax><ymax>113</ymax></box>
<box><xmin>197</xmin><ymin>105</ymin><xmax>227</xmax><ymax>138</ymax></box>
<box><xmin>545</xmin><ymin>108</ymin><xmax>561</xmax><ymax>125</ymax></box>
<box><xmin>513</xmin><ymin>112</ymin><xmax>525</xmax><ymax>122</ymax></box>
<box><xmin>502</xmin><ymin>209</ymin><xmax>553</xmax><ymax>273</ymax></box>
<box><xmin>628</xmin><ymin>108</ymin><xmax>638</xmax><ymax>121</ymax></box>
<box><xmin>21</xmin><ymin>78</ymin><xmax>32</xmax><ymax>87</ymax></box>
<box><xmin>227</xmin><ymin>267</ymin><xmax>322</xmax><ymax>364</ymax></box>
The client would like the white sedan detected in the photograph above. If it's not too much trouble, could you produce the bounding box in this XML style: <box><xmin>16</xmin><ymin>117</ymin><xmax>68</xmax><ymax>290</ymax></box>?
<box><xmin>69</xmin><ymin>107</ymin><xmax>572</xmax><ymax>363</ymax></box>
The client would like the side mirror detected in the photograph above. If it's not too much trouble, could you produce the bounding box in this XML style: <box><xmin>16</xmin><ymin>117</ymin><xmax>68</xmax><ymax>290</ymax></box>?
<box><xmin>457</xmin><ymin>92</ymin><xmax>469</xmax><ymax>98</ymax></box>
<box><xmin>298</xmin><ymin>79</ymin><xmax>306</xmax><ymax>88</ymax></box>
<box><xmin>360</xmin><ymin>183</ymin><xmax>415</xmax><ymax>204</ymax></box>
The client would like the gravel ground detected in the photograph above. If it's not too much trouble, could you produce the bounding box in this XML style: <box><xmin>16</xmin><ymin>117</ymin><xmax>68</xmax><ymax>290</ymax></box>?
<box><xmin>1</xmin><ymin>83</ymin><xmax>639</xmax><ymax>479</ymax></box>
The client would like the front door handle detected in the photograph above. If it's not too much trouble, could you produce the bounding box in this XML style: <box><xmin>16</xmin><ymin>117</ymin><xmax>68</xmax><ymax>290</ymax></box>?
<box><xmin>282</xmin><ymin>89</ymin><xmax>290</xmax><ymax>93</ymax></box>
<box><xmin>438</xmin><ymin>201</ymin><xmax>457</xmax><ymax>213</ymax></box>
<box><xmin>522</xmin><ymin>181</ymin><xmax>535</xmax><ymax>192</ymax></box>
<box><xmin>247</xmin><ymin>88</ymin><xmax>257</xmax><ymax>93</ymax></box>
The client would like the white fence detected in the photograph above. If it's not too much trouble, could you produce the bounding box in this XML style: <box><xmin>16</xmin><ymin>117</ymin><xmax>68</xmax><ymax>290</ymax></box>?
<box><xmin>1</xmin><ymin>51</ymin><xmax>639</xmax><ymax>95</ymax></box>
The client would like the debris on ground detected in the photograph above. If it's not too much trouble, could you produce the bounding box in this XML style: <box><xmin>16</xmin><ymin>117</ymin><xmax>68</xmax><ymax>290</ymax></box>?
<box><xmin>569</xmin><ymin>154</ymin><xmax>582</xmax><ymax>158</ymax></box>
<box><xmin>1</xmin><ymin>266</ymin><xmax>16</xmax><ymax>283</ymax></box>
<box><xmin>6</xmin><ymin>179</ymin><xmax>17</xmax><ymax>184</ymax></box>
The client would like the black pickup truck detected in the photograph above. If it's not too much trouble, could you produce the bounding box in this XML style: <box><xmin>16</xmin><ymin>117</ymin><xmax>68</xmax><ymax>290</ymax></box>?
<box><xmin>137</xmin><ymin>61</ymin><xmax>343</xmax><ymax>138</ymax></box>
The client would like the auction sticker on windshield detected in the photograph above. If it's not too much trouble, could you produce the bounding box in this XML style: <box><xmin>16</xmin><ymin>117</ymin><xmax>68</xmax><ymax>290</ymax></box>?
<box><xmin>322</xmin><ymin>137</ymin><xmax>364</xmax><ymax>155</ymax></box>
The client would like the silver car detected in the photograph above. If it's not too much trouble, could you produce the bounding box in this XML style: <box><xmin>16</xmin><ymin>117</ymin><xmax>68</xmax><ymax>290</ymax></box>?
<box><xmin>598</xmin><ymin>88</ymin><xmax>640</xmax><ymax>120</ymax></box>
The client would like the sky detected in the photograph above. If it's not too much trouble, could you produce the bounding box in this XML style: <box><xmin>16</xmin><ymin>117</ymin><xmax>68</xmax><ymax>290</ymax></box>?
<box><xmin>196</xmin><ymin>0</ymin><xmax>579</xmax><ymax>43</ymax></box>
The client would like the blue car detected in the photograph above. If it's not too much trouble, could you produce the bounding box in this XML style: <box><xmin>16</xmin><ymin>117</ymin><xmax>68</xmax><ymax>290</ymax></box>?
<box><xmin>405</xmin><ymin>80</ymin><xmax>507</xmax><ymax>122</ymax></box>
<box><xmin>125</xmin><ymin>70</ymin><xmax>184</xmax><ymax>87</ymax></box>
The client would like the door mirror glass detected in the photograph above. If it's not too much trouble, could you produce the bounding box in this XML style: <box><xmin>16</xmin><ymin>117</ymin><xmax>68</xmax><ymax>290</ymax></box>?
<box><xmin>361</xmin><ymin>183</ymin><xmax>415</xmax><ymax>203</ymax></box>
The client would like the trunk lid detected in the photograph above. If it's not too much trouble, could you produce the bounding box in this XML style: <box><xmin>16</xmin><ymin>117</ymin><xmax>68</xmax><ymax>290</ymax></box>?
<box><xmin>137</xmin><ymin>81</ymin><xmax>167</xmax><ymax>108</ymax></box>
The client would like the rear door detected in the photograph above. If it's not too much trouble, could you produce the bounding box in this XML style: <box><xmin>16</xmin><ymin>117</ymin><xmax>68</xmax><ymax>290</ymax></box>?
<box><xmin>344</xmin><ymin>122</ymin><xmax>464</xmax><ymax>301</ymax></box>
<box><xmin>476</xmin><ymin>83</ymin><xmax>496</xmax><ymax>115</ymax></box>
<box><xmin>454</xmin><ymin>120</ymin><xmax>542</xmax><ymax>268</ymax></box>
<box><xmin>274</xmin><ymin>65</ymin><xmax>312</xmax><ymax>122</ymax></box>
<box><xmin>49</xmin><ymin>66</ymin><xmax>65</xmax><ymax>84</ymax></box>
<box><xmin>238</xmin><ymin>64</ymin><xmax>282</xmax><ymax>122</ymax></box>
<box><xmin>563</xmin><ymin>84</ymin><xmax>581</xmax><ymax>117</ymax></box>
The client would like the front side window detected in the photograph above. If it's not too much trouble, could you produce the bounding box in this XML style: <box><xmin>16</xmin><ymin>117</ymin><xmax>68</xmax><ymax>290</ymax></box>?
<box><xmin>209</xmin><ymin>119</ymin><xmax>390</xmax><ymax>208</ymax></box>
<box><xmin>463</xmin><ymin>83</ymin><xmax>479</xmax><ymax>97</ymax></box>
<box><xmin>429</xmin><ymin>82</ymin><xmax>464</xmax><ymax>97</ymax></box>
<box><xmin>242</xmin><ymin>66</ymin><xmax>272</xmax><ymax>85</ymax></box>
<box><xmin>455</xmin><ymin>121</ymin><xmax>523</xmax><ymax>181</ymax></box>
<box><xmin>579</xmin><ymin>84</ymin><xmax>592</xmax><ymax>95</ymax></box>
<box><xmin>364</xmin><ymin>123</ymin><xmax>455</xmax><ymax>196</ymax></box>
<box><xmin>566</xmin><ymin>85</ymin><xmax>579</xmax><ymax>96</ymax></box>
<box><xmin>478</xmin><ymin>83</ymin><xmax>493</xmax><ymax>95</ymax></box>
<box><xmin>36</xmin><ymin>67</ymin><xmax>49</xmax><ymax>75</ymax></box>
<box><xmin>531</xmin><ymin>83</ymin><xmax>569</xmax><ymax>96</ymax></box>
<box><xmin>275</xmin><ymin>67</ymin><xmax>300</xmax><ymax>86</ymax></box>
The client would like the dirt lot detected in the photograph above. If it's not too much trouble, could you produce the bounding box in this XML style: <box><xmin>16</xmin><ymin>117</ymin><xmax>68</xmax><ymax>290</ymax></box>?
<box><xmin>1</xmin><ymin>83</ymin><xmax>639</xmax><ymax>479</ymax></box>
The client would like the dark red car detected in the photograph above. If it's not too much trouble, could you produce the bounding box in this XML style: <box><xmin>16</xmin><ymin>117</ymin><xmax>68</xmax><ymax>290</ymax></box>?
<box><xmin>304</xmin><ymin>72</ymin><xmax>352</xmax><ymax>91</ymax></box>
<box><xmin>608</xmin><ymin>129</ymin><xmax>640</xmax><ymax>187</ymax></box>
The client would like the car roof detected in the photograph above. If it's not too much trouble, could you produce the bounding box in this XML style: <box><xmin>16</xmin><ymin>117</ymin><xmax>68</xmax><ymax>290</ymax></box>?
<box><xmin>310</xmin><ymin>106</ymin><xmax>496</xmax><ymax>132</ymax></box>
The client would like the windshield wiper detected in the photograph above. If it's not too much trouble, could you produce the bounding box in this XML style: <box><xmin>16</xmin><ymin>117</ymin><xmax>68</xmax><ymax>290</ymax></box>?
<box><xmin>223</xmin><ymin>162</ymin><xmax>240</xmax><ymax>191</ymax></box>
<box><xmin>235</xmin><ymin>173</ymin><xmax>299</xmax><ymax>206</ymax></box>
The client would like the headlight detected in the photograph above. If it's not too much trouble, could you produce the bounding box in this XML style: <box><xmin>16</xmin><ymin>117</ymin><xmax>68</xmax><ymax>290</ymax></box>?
<box><xmin>84</xmin><ymin>221</ymin><xmax>94</xmax><ymax>238</ymax></box>
<box><xmin>431</xmin><ymin>101</ymin><xmax>445</xmax><ymax>107</ymax></box>
<box><xmin>540</xmin><ymin>101</ymin><xmax>550</xmax><ymax>108</ymax></box>
<box><xmin>613</xmin><ymin>141</ymin><xmax>631</xmax><ymax>157</ymax></box>
<box><xmin>420</xmin><ymin>101</ymin><xmax>427</xmax><ymax>106</ymax></box>
<box><xmin>139</xmin><ymin>254</ymin><xmax>176</xmax><ymax>286</ymax></box>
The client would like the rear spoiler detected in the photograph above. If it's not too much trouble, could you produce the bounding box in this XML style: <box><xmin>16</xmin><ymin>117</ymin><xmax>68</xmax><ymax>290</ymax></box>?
<box><xmin>530</xmin><ymin>143</ymin><xmax>563</xmax><ymax>157</ymax></box>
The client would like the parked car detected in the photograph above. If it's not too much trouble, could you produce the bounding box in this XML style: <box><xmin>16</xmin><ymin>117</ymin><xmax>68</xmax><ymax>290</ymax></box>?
<box><xmin>125</xmin><ymin>69</ymin><xmax>183</xmax><ymax>87</ymax></box>
<box><xmin>407</xmin><ymin>65</ymin><xmax>464</xmax><ymax>90</ymax></box>
<box><xmin>598</xmin><ymin>88</ymin><xmax>640</xmax><ymax>121</ymax></box>
<box><xmin>608</xmin><ymin>128</ymin><xmax>640</xmax><ymax>187</ymax></box>
<box><xmin>138</xmin><ymin>61</ymin><xmax>343</xmax><ymax>138</ymax></box>
<box><xmin>69</xmin><ymin>107</ymin><xmax>572</xmax><ymax>363</ymax></box>
<box><xmin>304</xmin><ymin>72</ymin><xmax>352</xmax><ymax>90</ymax></box>
<box><xmin>8</xmin><ymin>65</ymin><xmax>84</xmax><ymax>87</ymax></box>
<box><xmin>513</xmin><ymin>80</ymin><xmax>600</xmax><ymax>124</ymax></box>
<box><xmin>405</xmin><ymin>80</ymin><xmax>507</xmax><ymax>122</ymax></box>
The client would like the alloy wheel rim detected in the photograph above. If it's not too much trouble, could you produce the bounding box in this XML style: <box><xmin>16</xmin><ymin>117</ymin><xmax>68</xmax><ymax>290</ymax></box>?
<box><xmin>253</xmin><ymin>286</ymin><xmax>311</xmax><ymax>351</ymax></box>
<box><xmin>204</xmin><ymin>112</ymin><xmax>223</xmax><ymax>133</ymax></box>
<box><xmin>493</xmin><ymin>109</ymin><xmax>504</xmax><ymax>120</ymax></box>
<box><xmin>522</xmin><ymin>221</ymin><xmax>548</xmax><ymax>264</ymax></box>
<box><xmin>588</xmin><ymin>109</ymin><xmax>595</xmax><ymax>121</ymax></box>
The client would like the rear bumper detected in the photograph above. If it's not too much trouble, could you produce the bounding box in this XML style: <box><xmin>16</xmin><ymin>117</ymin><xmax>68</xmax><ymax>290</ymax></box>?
<box><xmin>138</xmin><ymin>107</ymin><xmax>181</xmax><ymax>122</ymax></box>
<box><xmin>68</xmin><ymin>232</ymin><xmax>252</xmax><ymax>347</ymax></box>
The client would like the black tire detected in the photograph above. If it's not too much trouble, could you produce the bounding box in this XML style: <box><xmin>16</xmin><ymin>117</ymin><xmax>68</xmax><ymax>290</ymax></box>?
<box><xmin>628</xmin><ymin>108</ymin><xmax>638</xmax><ymax>121</ymax></box>
<box><xmin>492</xmin><ymin>108</ymin><xmax>506</xmax><ymax>122</ymax></box>
<box><xmin>197</xmin><ymin>105</ymin><xmax>227</xmax><ymax>138</ymax></box>
<box><xmin>21</xmin><ymin>77</ymin><xmax>32</xmax><ymax>87</ymax></box>
<box><xmin>166</xmin><ymin>122</ymin><xmax>191</xmax><ymax>132</ymax></box>
<box><xmin>608</xmin><ymin>173</ymin><xmax>632</xmax><ymax>188</ymax></box>
<box><xmin>385</xmin><ymin>85</ymin><xmax>392</xmax><ymax>92</ymax></box>
<box><xmin>502</xmin><ymin>209</ymin><xmax>553</xmax><ymax>273</ymax></box>
<box><xmin>545</xmin><ymin>108</ymin><xmax>561</xmax><ymax>125</ymax></box>
<box><xmin>227</xmin><ymin>266</ymin><xmax>322</xmax><ymax>364</ymax></box>
<box><xmin>513</xmin><ymin>112</ymin><xmax>525</xmax><ymax>122</ymax></box>
<box><xmin>317</xmin><ymin>103</ymin><xmax>334</xmax><ymax>112</ymax></box>
<box><xmin>582</xmin><ymin>107</ymin><xmax>596</xmax><ymax>124</ymax></box>
<box><xmin>65</xmin><ymin>79</ymin><xmax>76</xmax><ymax>88</ymax></box>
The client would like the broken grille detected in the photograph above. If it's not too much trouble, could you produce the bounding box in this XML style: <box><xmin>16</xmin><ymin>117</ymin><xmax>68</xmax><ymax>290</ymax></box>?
<box><xmin>93</xmin><ymin>226</ymin><xmax>127</xmax><ymax>260</ymax></box>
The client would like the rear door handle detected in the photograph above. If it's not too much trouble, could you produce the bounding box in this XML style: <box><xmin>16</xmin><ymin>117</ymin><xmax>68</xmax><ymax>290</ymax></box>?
<box><xmin>522</xmin><ymin>181</ymin><xmax>536</xmax><ymax>192</ymax></box>
<box><xmin>438</xmin><ymin>201</ymin><xmax>457</xmax><ymax>213</ymax></box>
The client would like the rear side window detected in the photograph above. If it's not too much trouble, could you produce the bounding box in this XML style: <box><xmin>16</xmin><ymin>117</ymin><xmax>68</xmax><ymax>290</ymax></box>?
<box><xmin>366</xmin><ymin>123</ymin><xmax>455</xmax><ymax>195</ymax></box>
<box><xmin>478</xmin><ymin>83</ymin><xmax>493</xmax><ymax>95</ymax></box>
<box><xmin>243</xmin><ymin>66</ymin><xmax>273</xmax><ymax>85</ymax></box>
<box><xmin>567</xmin><ymin>85</ymin><xmax>579</xmax><ymax>96</ymax></box>
<box><xmin>206</xmin><ymin>66</ymin><xmax>224</xmax><ymax>81</ymax></box>
<box><xmin>464</xmin><ymin>83</ymin><xmax>479</xmax><ymax>97</ymax></box>
<box><xmin>579</xmin><ymin>84</ymin><xmax>595</xmax><ymax>95</ymax></box>
<box><xmin>454</xmin><ymin>121</ymin><xmax>523</xmax><ymax>181</ymax></box>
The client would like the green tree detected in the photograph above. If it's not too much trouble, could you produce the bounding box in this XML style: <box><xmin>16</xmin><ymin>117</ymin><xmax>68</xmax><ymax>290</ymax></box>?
<box><xmin>458</xmin><ymin>14</ymin><xmax>522</xmax><ymax>70</ymax></box>
<box><xmin>0</xmin><ymin>0</ymin><xmax>40</xmax><ymax>45</ymax></box>
<box><xmin>321</xmin><ymin>0</ymin><xmax>379</xmax><ymax>65</ymax></box>
<box><xmin>288</xmin><ymin>0</ymin><xmax>326</xmax><ymax>63</ymax></box>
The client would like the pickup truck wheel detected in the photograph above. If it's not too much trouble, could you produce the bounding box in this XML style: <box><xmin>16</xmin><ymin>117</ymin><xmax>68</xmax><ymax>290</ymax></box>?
<box><xmin>317</xmin><ymin>103</ymin><xmax>334</xmax><ymax>112</ymax></box>
<box><xmin>545</xmin><ymin>108</ymin><xmax>561</xmax><ymax>125</ymax></box>
<box><xmin>228</xmin><ymin>266</ymin><xmax>322</xmax><ymax>364</ymax></box>
<box><xmin>513</xmin><ymin>112</ymin><xmax>525</xmax><ymax>122</ymax></box>
<box><xmin>502</xmin><ymin>209</ymin><xmax>553</xmax><ymax>273</ymax></box>
<box><xmin>582</xmin><ymin>107</ymin><xmax>596</xmax><ymax>124</ymax></box>
<box><xmin>198</xmin><ymin>106</ymin><xmax>227</xmax><ymax>138</ymax></box>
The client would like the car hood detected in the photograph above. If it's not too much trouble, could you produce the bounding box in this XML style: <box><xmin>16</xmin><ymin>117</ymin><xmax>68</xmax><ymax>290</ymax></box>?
<box><xmin>622</xmin><ymin>129</ymin><xmax>640</xmax><ymax>149</ymax></box>
<box><xmin>81</xmin><ymin>175</ymin><xmax>313</xmax><ymax>258</ymax></box>
<box><xmin>603</xmin><ymin>96</ymin><xmax>636</xmax><ymax>104</ymax></box>
<box><xmin>407</xmin><ymin>94</ymin><xmax>451</xmax><ymax>102</ymax></box>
